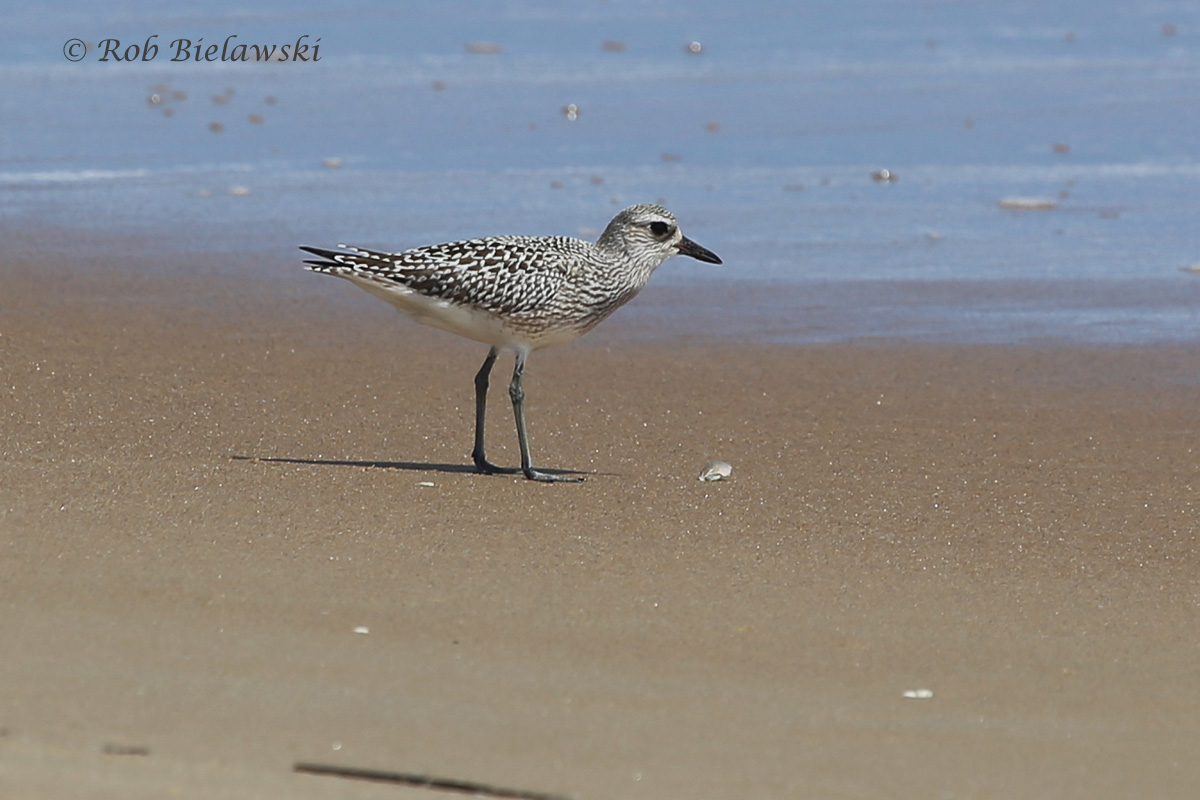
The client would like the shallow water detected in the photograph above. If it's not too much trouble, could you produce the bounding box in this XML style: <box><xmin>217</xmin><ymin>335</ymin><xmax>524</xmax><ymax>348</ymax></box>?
<box><xmin>3</xmin><ymin>1</ymin><xmax>1199</xmax><ymax>343</ymax></box>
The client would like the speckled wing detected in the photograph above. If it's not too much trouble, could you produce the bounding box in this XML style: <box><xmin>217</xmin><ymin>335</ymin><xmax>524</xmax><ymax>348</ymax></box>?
<box><xmin>301</xmin><ymin>236</ymin><xmax>576</xmax><ymax>317</ymax></box>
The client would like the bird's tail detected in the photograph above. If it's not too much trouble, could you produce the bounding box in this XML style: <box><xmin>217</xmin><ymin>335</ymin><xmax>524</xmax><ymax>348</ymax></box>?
<box><xmin>299</xmin><ymin>245</ymin><xmax>344</xmax><ymax>273</ymax></box>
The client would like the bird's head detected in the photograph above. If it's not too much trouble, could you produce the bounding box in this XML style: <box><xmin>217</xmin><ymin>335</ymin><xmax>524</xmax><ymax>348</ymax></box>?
<box><xmin>598</xmin><ymin>204</ymin><xmax>722</xmax><ymax>269</ymax></box>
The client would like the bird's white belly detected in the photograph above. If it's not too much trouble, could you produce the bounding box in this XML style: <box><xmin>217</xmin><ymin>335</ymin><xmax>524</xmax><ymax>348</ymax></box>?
<box><xmin>348</xmin><ymin>275</ymin><xmax>580</xmax><ymax>351</ymax></box>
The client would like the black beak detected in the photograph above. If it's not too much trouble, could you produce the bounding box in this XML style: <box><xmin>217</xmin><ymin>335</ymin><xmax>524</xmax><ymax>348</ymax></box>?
<box><xmin>676</xmin><ymin>235</ymin><xmax>722</xmax><ymax>264</ymax></box>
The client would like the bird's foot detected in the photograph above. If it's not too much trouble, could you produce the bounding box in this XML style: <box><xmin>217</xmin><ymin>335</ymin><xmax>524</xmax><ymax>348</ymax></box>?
<box><xmin>473</xmin><ymin>456</ymin><xmax>521</xmax><ymax>475</ymax></box>
<box><xmin>523</xmin><ymin>468</ymin><xmax>586</xmax><ymax>483</ymax></box>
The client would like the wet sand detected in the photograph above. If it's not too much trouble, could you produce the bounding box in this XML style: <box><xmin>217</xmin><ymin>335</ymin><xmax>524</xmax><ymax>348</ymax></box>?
<box><xmin>3</xmin><ymin>260</ymin><xmax>1200</xmax><ymax>799</ymax></box>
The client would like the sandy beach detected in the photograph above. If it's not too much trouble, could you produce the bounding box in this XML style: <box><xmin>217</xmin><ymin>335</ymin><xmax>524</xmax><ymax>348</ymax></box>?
<box><xmin>6</xmin><ymin>0</ymin><xmax>1200</xmax><ymax>794</ymax></box>
<box><xmin>2</xmin><ymin>255</ymin><xmax>1199</xmax><ymax>798</ymax></box>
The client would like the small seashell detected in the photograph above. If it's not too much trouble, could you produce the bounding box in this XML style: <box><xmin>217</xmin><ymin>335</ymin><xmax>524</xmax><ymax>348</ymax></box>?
<box><xmin>699</xmin><ymin>461</ymin><xmax>732</xmax><ymax>481</ymax></box>
<box><xmin>353</xmin><ymin>626</ymin><xmax>369</xmax><ymax>635</ymax></box>
<box><xmin>871</xmin><ymin>169</ymin><xmax>897</xmax><ymax>183</ymax></box>
<box><xmin>903</xmin><ymin>689</ymin><xmax>934</xmax><ymax>699</ymax></box>
<box><xmin>685</xmin><ymin>41</ymin><xmax>704</xmax><ymax>55</ymax></box>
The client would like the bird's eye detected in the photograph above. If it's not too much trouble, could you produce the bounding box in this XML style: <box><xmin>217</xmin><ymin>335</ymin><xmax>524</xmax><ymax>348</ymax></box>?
<box><xmin>649</xmin><ymin>221</ymin><xmax>673</xmax><ymax>237</ymax></box>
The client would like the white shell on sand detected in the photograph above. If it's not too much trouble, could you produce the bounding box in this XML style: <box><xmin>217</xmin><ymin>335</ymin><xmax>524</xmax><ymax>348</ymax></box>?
<box><xmin>699</xmin><ymin>461</ymin><xmax>732</xmax><ymax>481</ymax></box>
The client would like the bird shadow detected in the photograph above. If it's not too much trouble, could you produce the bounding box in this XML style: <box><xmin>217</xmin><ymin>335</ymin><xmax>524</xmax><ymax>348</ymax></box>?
<box><xmin>230</xmin><ymin>454</ymin><xmax>596</xmax><ymax>479</ymax></box>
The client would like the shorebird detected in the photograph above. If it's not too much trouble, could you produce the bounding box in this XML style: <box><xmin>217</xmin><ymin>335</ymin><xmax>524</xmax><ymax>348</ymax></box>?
<box><xmin>301</xmin><ymin>204</ymin><xmax>722</xmax><ymax>482</ymax></box>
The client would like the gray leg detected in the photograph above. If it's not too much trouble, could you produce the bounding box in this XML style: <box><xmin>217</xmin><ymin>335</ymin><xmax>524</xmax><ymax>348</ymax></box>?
<box><xmin>471</xmin><ymin>347</ymin><xmax>518</xmax><ymax>475</ymax></box>
<box><xmin>509</xmin><ymin>352</ymin><xmax>585</xmax><ymax>483</ymax></box>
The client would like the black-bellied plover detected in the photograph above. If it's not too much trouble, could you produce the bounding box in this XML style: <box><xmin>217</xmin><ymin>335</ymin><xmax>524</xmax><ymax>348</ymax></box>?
<box><xmin>301</xmin><ymin>204</ymin><xmax>721</xmax><ymax>482</ymax></box>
